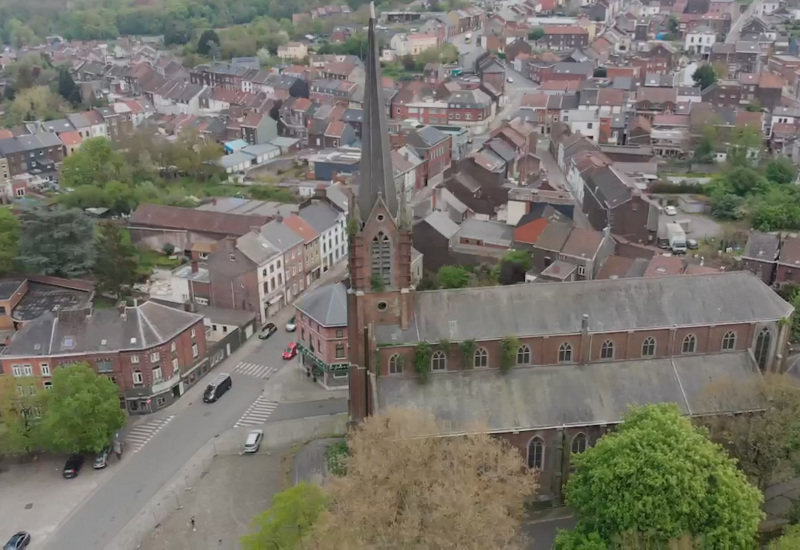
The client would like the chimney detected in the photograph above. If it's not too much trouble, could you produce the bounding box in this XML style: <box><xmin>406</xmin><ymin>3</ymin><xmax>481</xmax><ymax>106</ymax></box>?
<box><xmin>191</xmin><ymin>260</ymin><xmax>199</xmax><ymax>273</ymax></box>
<box><xmin>184</xmin><ymin>300</ymin><xmax>197</xmax><ymax>313</ymax></box>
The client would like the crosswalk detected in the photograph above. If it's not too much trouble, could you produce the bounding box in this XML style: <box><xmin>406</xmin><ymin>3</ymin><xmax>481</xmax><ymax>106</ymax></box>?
<box><xmin>124</xmin><ymin>415</ymin><xmax>175</xmax><ymax>453</ymax></box>
<box><xmin>232</xmin><ymin>361</ymin><xmax>277</xmax><ymax>379</ymax></box>
<box><xmin>234</xmin><ymin>395</ymin><xmax>279</xmax><ymax>428</ymax></box>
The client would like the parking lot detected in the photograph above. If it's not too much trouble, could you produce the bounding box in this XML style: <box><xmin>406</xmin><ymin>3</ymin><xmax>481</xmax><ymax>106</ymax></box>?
<box><xmin>0</xmin><ymin>455</ymin><xmax>109</xmax><ymax>548</ymax></box>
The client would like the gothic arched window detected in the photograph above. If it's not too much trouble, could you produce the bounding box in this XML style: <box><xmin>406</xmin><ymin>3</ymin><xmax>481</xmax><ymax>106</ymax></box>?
<box><xmin>371</xmin><ymin>231</ymin><xmax>392</xmax><ymax>287</ymax></box>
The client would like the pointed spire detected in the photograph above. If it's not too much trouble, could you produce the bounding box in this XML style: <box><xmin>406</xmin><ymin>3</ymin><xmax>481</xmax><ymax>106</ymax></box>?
<box><xmin>358</xmin><ymin>1</ymin><xmax>398</xmax><ymax>221</ymax></box>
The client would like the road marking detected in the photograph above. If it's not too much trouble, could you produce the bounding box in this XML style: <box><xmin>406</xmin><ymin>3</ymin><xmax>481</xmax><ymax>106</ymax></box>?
<box><xmin>232</xmin><ymin>362</ymin><xmax>277</xmax><ymax>379</ymax></box>
<box><xmin>234</xmin><ymin>396</ymin><xmax>279</xmax><ymax>428</ymax></box>
<box><xmin>124</xmin><ymin>415</ymin><xmax>175</xmax><ymax>453</ymax></box>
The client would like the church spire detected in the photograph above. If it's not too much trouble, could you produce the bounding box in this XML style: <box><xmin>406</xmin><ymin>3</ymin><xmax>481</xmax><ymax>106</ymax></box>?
<box><xmin>357</xmin><ymin>1</ymin><xmax>398</xmax><ymax>222</ymax></box>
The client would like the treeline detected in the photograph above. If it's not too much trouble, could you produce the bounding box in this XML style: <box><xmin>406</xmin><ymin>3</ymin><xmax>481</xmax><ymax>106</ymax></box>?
<box><xmin>0</xmin><ymin>0</ymin><xmax>405</xmax><ymax>45</ymax></box>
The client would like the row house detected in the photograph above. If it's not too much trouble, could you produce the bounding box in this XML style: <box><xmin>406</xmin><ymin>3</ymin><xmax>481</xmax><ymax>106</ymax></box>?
<box><xmin>677</xmin><ymin>12</ymin><xmax>731</xmax><ymax>37</ymax></box>
<box><xmin>190</xmin><ymin>62</ymin><xmax>250</xmax><ymax>90</ymax></box>
<box><xmin>710</xmin><ymin>41</ymin><xmax>762</xmax><ymax>78</ymax></box>
<box><xmin>309</xmin><ymin>79</ymin><xmax>358</xmax><ymax>106</ymax></box>
<box><xmin>241</xmin><ymin>110</ymin><xmax>279</xmax><ymax>145</ymax></box>
<box><xmin>446</xmin><ymin>89</ymin><xmax>493</xmax><ymax>129</ymax></box>
<box><xmin>284</xmin><ymin>214</ymin><xmax>322</xmax><ymax>284</ymax></box>
<box><xmin>445</xmin><ymin>7</ymin><xmax>485</xmax><ymax>35</ymax></box>
<box><xmin>0</xmin><ymin>133</ymin><xmax>64</xmax><ymax>178</ymax></box>
<box><xmin>278</xmin><ymin>97</ymin><xmax>315</xmax><ymax>141</ymax></box>
<box><xmin>539</xmin><ymin>61</ymin><xmax>595</xmax><ymax>85</ymax></box>
<box><xmin>769</xmin><ymin>106</ymin><xmax>800</xmax><ymax>137</ymax></box>
<box><xmin>318</xmin><ymin>61</ymin><xmax>364</xmax><ymax>83</ymax></box>
<box><xmin>390</xmin><ymin>33</ymin><xmax>440</xmax><ymax>57</ymax></box>
<box><xmin>542</xmin><ymin>26</ymin><xmax>590</xmax><ymax>51</ymax></box>
<box><xmin>297</xmin><ymin>197</ymin><xmax>348</xmax><ymax>273</ymax></box>
<box><xmin>684</xmin><ymin>26</ymin><xmax>717</xmax><ymax>56</ymax></box>
<box><xmin>633</xmin><ymin>86</ymin><xmax>677</xmax><ymax>119</ymax></box>
<box><xmin>0</xmin><ymin>301</ymin><xmax>206</xmax><ymax>414</ymax></box>
<box><xmin>703</xmin><ymin>72</ymin><xmax>783</xmax><ymax>111</ymax></box>
<box><xmin>741</xmin><ymin>231</ymin><xmax>800</xmax><ymax>287</ymax></box>
<box><xmin>198</xmin><ymin>88</ymin><xmax>258</xmax><ymax>113</ymax></box>
<box><xmin>404</xmin><ymin>125</ymin><xmax>453</xmax><ymax>187</ymax></box>
<box><xmin>263</xmin><ymin>74</ymin><xmax>310</xmax><ymax>99</ymax></box>
<box><xmin>396</xmin><ymin>99</ymin><xmax>450</xmax><ymax>126</ymax></box>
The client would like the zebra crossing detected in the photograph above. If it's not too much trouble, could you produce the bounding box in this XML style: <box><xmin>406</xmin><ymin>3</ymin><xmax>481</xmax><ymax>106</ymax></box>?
<box><xmin>124</xmin><ymin>415</ymin><xmax>175</xmax><ymax>453</ymax></box>
<box><xmin>234</xmin><ymin>395</ymin><xmax>279</xmax><ymax>428</ymax></box>
<box><xmin>232</xmin><ymin>361</ymin><xmax>277</xmax><ymax>379</ymax></box>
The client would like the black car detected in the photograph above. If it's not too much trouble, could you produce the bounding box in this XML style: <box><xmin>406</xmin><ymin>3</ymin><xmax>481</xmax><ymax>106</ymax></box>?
<box><xmin>62</xmin><ymin>455</ymin><xmax>84</xmax><ymax>479</ymax></box>
<box><xmin>258</xmin><ymin>323</ymin><xmax>278</xmax><ymax>340</ymax></box>
<box><xmin>4</xmin><ymin>531</ymin><xmax>31</xmax><ymax>550</ymax></box>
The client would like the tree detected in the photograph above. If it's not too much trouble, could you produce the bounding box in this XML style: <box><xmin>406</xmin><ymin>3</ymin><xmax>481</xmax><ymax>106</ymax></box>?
<box><xmin>719</xmin><ymin>166</ymin><xmax>769</xmax><ymax>196</ymax></box>
<box><xmin>57</xmin><ymin>67</ymin><xmax>82</xmax><ymax>106</ymax></box>
<box><xmin>241</xmin><ymin>482</ymin><xmax>328</xmax><ymax>549</ymax></box>
<box><xmin>0</xmin><ymin>208</ymin><xmax>20</xmax><ymax>276</ymax></box>
<box><xmin>437</xmin><ymin>265</ymin><xmax>470</xmax><ymax>289</ymax></box>
<box><xmin>197</xmin><ymin>29</ymin><xmax>221</xmax><ymax>56</ymax></box>
<box><xmin>307</xmin><ymin>408</ymin><xmax>538</xmax><ymax>548</ymax></box>
<box><xmin>766</xmin><ymin>156</ymin><xmax>798</xmax><ymax>185</ymax></box>
<box><xmin>40</xmin><ymin>363</ymin><xmax>125</xmax><ymax>454</ymax></box>
<box><xmin>4</xmin><ymin>86</ymin><xmax>65</xmax><ymax>126</ymax></box>
<box><xmin>93</xmin><ymin>223</ymin><xmax>139</xmax><ymax>300</ymax></box>
<box><xmin>700</xmin><ymin>375</ymin><xmax>800</xmax><ymax>492</ymax></box>
<box><xmin>18</xmin><ymin>207</ymin><xmax>95</xmax><ymax>277</ymax></box>
<box><xmin>556</xmin><ymin>404</ymin><xmax>763</xmax><ymax>549</ymax></box>
<box><xmin>692</xmin><ymin>64</ymin><xmax>717</xmax><ymax>90</ymax></box>
<box><xmin>695</xmin><ymin>125</ymin><xmax>717</xmax><ymax>163</ymax></box>
<box><xmin>746</xmin><ymin>98</ymin><xmax>763</xmax><ymax>112</ymax></box>
<box><xmin>0</xmin><ymin>377</ymin><xmax>44</xmax><ymax>455</ymax></box>
<box><xmin>60</xmin><ymin>137</ymin><xmax>126</xmax><ymax>189</ymax></box>
<box><xmin>499</xmin><ymin>249</ymin><xmax>533</xmax><ymax>285</ymax></box>
<box><xmin>770</xmin><ymin>525</ymin><xmax>800</xmax><ymax>549</ymax></box>
<box><xmin>528</xmin><ymin>27</ymin><xmax>545</xmax><ymax>41</ymax></box>
<box><xmin>727</xmin><ymin>124</ymin><xmax>763</xmax><ymax>167</ymax></box>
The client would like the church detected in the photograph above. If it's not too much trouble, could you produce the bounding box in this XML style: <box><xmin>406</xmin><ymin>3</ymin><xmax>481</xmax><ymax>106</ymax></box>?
<box><xmin>347</xmin><ymin>5</ymin><xmax>795</xmax><ymax>502</ymax></box>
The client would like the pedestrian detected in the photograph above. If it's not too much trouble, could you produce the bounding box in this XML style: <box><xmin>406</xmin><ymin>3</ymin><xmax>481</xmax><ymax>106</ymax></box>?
<box><xmin>191</xmin><ymin>516</ymin><xmax>196</xmax><ymax>532</ymax></box>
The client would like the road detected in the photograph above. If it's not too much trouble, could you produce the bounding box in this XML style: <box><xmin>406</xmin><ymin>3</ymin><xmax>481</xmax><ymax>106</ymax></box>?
<box><xmin>726</xmin><ymin>0</ymin><xmax>762</xmax><ymax>43</ymax></box>
<box><xmin>45</xmin><ymin>268</ymin><xmax>348</xmax><ymax>550</ymax></box>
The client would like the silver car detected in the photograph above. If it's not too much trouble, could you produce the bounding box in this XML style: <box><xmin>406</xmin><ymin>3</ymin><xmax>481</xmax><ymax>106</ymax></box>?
<box><xmin>243</xmin><ymin>430</ymin><xmax>264</xmax><ymax>454</ymax></box>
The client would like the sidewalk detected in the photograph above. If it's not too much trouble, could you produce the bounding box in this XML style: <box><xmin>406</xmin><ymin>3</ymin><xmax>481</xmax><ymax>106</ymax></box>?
<box><xmin>113</xmin><ymin>414</ymin><xmax>347</xmax><ymax>550</ymax></box>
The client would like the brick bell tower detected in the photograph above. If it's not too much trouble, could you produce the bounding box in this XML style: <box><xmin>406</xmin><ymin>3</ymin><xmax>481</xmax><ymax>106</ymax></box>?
<box><xmin>347</xmin><ymin>2</ymin><xmax>414</xmax><ymax>423</ymax></box>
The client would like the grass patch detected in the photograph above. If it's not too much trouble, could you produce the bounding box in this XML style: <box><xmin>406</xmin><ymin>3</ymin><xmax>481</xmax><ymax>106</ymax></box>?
<box><xmin>137</xmin><ymin>249</ymin><xmax>184</xmax><ymax>279</ymax></box>
<box><xmin>93</xmin><ymin>295</ymin><xmax>118</xmax><ymax>309</ymax></box>
<box><xmin>326</xmin><ymin>439</ymin><xmax>348</xmax><ymax>477</ymax></box>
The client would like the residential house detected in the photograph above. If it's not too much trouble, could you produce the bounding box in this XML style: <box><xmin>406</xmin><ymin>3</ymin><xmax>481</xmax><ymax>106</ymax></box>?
<box><xmin>412</xmin><ymin>211</ymin><xmax>460</xmax><ymax>273</ymax></box>
<box><xmin>261</xmin><ymin>219</ymin><xmax>306</xmax><ymax>303</ymax></box>
<box><xmin>741</xmin><ymin>230</ymin><xmax>780</xmax><ymax>285</ymax></box>
<box><xmin>295</xmin><ymin>282</ymin><xmax>349</xmax><ymax>388</ymax></box>
<box><xmin>284</xmin><ymin>214</ymin><xmax>322</xmax><ymax>284</ymax></box>
<box><xmin>405</xmin><ymin>126</ymin><xmax>452</xmax><ymax>187</ymax></box>
<box><xmin>299</xmin><ymin>200</ymin><xmax>347</xmax><ymax>272</ymax></box>
<box><xmin>543</xmin><ymin>26</ymin><xmax>590</xmax><ymax>51</ymax></box>
<box><xmin>0</xmin><ymin>301</ymin><xmax>205</xmax><ymax>414</ymax></box>
<box><xmin>277</xmin><ymin>42</ymin><xmax>309</xmax><ymax>60</ymax></box>
<box><xmin>241</xmin><ymin>111</ymin><xmax>278</xmax><ymax>145</ymax></box>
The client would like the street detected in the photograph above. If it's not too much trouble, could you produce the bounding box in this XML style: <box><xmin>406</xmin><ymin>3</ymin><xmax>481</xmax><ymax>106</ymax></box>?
<box><xmin>43</xmin><ymin>268</ymin><xmax>348</xmax><ymax>550</ymax></box>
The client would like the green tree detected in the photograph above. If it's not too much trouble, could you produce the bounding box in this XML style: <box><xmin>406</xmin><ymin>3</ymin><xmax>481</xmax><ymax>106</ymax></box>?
<box><xmin>241</xmin><ymin>482</ymin><xmax>328</xmax><ymax>550</ymax></box>
<box><xmin>556</xmin><ymin>404</ymin><xmax>763</xmax><ymax>549</ymax></box>
<box><xmin>93</xmin><ymin>223</ymin><xmax>139</xmax><ymax>300</ymax></box>
<box><xmin>4</xmin><ymin>86</ymin><xmax>65</xmax><ymax>126</ymax></box>
<box><xmin>766</xmin><ymin>156</ymin><xmax>798</xmax><ymax>185</ymax></box>
<box><xmin>752</xmin><ymin>185</ymin><xmax>800</xmax><ymax>231</ymax></box>
<box><xmin>0</xmin><ymin>208</ymin><xmax>20</xmax><ymax>276</ymax></box>
<box><xmin>0</xmin><ymin>377</ymin><xmax>44</xmax><ymax>455</ymax></box>
<box><xmin>695</xmin><ymin>125</ymin><xmax>717</xmax><ymax>163</ymax></box>
<box><xmin>60</xmin><ymin>137</ymin><xmax>126</xmax><ymax>189</ymax></box>
<box><xmin>499</xmin><ymin>249</ymin><xmax>533</xmax><ymax>285</ymax></box>
<box><xmin>197</xmin><ymin>29</ymin><xmax>221</xmax><ymax>56</ymax></box>
<box><xmin>437</xmin><ymin>265</ymin><xmax>470</xmax><ymax>289</ymax></box>
<box><xmin>57</xmin><ymin>67</ymin><xmax>82</xmax><ymax>106</ymax></box>
<box><xmin>770</xmin><ymin>524</ymin><xmax>800</xmax><ymax>549</ymax></box>
<box><xmin>709</xmin><ymin>193</ymin><xmax>745</xmax><ymax>220</ymax></box>
<box><xmin>528</xmin><ymin>27</ymin><xmax>544</xmax><ymax>41</ymax></box>
<box><xmin>692</xmin><ymin>64</ymin><xmax>717</xmax><ymax>90</ymax></box>
<box><xmin>18</xmin><ymin>207</ymin><xmax>95</xmax><ymax>277</ymax></box>
<box><xmin>727</xmin><ymin>124</ymin><xmax>763</xmax><ymax>167</ymax></box>
<box><xmin>40</xmin><ymin>363</ymin><xmax>125</xmax><ymax>454</ymax></box>
<box><xmin>745</xmin><ymin>98</ymin><xmax>762</xmax><ymax>112</ymax></box>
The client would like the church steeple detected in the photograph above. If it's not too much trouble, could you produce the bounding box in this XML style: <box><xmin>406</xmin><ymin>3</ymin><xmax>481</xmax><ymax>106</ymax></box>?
<box><xmin>357</xmin><ymin>2</ymin><xmax>398</xmax><ymax>222</ymax></box>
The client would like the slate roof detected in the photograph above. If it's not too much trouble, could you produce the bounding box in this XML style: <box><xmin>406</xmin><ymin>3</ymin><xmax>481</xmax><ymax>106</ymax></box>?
<box><xmin>422</xmin><ymin>211</ymin><xmax>459</xmax><ymax>239</ymax></box>
<box><xmin>260</xmin><ymin>220</ymin><xmax>304</xmax><ymax>252</ymax></box>
<box><xmin>742</xmin><ymin>231</ymin><xmax>780</xmax><ymax>261</ymax></box>
<box><xmin>377</xmin><ymin>352</ymin><xmax>763</xmax><ymax>434</ymax></box>
<box><xmin>458</xmin><ymin>218</ymin><xmax>514</xmax><ymax>247</ymax></box>
<box><xmin>3</xmin><ymin>301</ymin><xmax>202</xmax><ymax>357</ymax></box>
<box><xmin>295</xmin><ymin>282</ymin><xmax>347</xmax><ymax>327</ymax></box>
<box><xmin>374</xmin><ymin>272</ymin><xmax>792</xmax><ymax>345</ymax></box>
<box><xmin>299</xmin><ymin>202</ymin><xmax>341</xmax><ymax>234</ymax></box>
<box><xmin>235</xmin><ymin>231</ymin><xmax>281</xmax><ymax>265</ymax></box>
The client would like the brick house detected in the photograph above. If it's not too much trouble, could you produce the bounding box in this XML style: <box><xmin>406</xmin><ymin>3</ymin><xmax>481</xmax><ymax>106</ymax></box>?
<box><xmin>542</xmin><ymin>26</ymin><xmax>590</xmax><ymax>51</ymax></box>
<box><xmin>0</xmin><ymin>133</ymin><xmax>65</xmax><ymax>177</ymax></box>
<box><xmin>776</xmin><ymin>237</ymin><xmax>800</xmax><ymax>286</ymax></box>
<box><xmin>295</xmin><ymin>282</ymin><xmax>349</xmax><ymax>388</ymax></box>
<box><xmin>0</xmin><ymin>301</ymin><xmax>206</xmax><ymax>414</ymax></box>
<box><xmin>284</xmin><ymin>214</ymin><xmax>323</xmax><ymax>284</ymax></box>
<box><xmin>404</xmin><ymin>126</ymin><xmax>452</xmax><ymax>187</ymax></box>
<box><xmin>446</xmin><ymin>89</ymin><xmax>493</xmax><ymax>129</ymax></box>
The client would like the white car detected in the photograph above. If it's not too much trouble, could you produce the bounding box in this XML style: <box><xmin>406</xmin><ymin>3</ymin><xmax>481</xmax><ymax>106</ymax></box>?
<box><xmin>243</xmin><ymin>430</ymin><xmax>263</xmax><ymax>454</ymax></box>
<box><xmin>664</xmin><ymin>205</ymin><xmax>677</xmax><ymax>216</ymax></box>
<box><xmin>285</xmin><ymin>316</ymin><xmax>297</xmax><ymax>332</ymax></box>
<box><xmin>506</xmin><ymin>77</ymin><xmax>514</xmax><ymax>83</ymax></box>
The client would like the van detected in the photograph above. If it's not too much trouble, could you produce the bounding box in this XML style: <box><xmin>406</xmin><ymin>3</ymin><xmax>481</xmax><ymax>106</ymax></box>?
<box><xmin>203</xmin><ymin>373</ymin><xmax>232</xmax><ymax>403</ymax></box>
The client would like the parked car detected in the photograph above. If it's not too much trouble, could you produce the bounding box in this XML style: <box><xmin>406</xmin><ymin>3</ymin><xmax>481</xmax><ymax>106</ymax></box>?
<box><xmin>285</xmin><ymin>316</ymin><xmax>297</xmax><ymax>332</ymax></box>
<box><xmin>3</xmin><ymin>532</ymin><xmax>30</xmax><ymax>550</ymax></box>
<box><xmin>282</xmin><ymin>342</ymin><xmax>298</xmax><ymax>360</ymax></box>
<box><xmin>664</xmin><ymin>205</ymin><xmax>677</xmax><ymax>216</ymax></box>
<box><xmin>243</xmin><ymin>429</ymin><xmax>264</xmax><ymax>454</ymax></box>
<box><xmin>686</xmin><ymin>238</ymin><xmax>699</xmax><ymax>250</ymax></box>
<box><xmin>93</xmin><ymin>446</ymin><xmax>111</xmax><ymax>469</ymax></box>
<box><xmin>258</xmin><ymin>323</ymin><xmax>278</xmax><ymax>340</ymax></box>
<box><xmin>62</xmin><ymin>455</ymin><xmax>84</xmax><ymax>479</ymax></box>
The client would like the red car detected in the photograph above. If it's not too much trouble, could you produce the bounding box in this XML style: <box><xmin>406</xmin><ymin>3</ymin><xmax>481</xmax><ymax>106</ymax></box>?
<box><xmin>282</xmin><ymin>342</ymin><xmax>297</xmax><ymax>360</ymax></box>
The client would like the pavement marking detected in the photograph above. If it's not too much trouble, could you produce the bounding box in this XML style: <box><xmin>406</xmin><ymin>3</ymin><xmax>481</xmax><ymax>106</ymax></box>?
<box><xmin>232</xmin><ymin>361</ymin><xmax>278</xmax><ymax>379</ymax></box>
<box><xmin>234</xmin><ymin>396</ymin><xmax>279</xmax><ymax>428</ymax></box>
<box><xmin>124</xmin><ymin>415</ymin><xmax>175</xmax><ymax>453</ymax></box>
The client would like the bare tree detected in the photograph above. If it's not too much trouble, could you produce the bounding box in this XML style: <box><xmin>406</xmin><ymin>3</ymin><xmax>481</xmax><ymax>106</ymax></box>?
<box><xmin>307</xmin><ymin>408</ymin><xmax>538</xmax><ymax>549</ymax></box>
<box><xmin>698</xmin><ymin>374</ymin><xmax>800</xmax><ymax>491</ymax></box>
